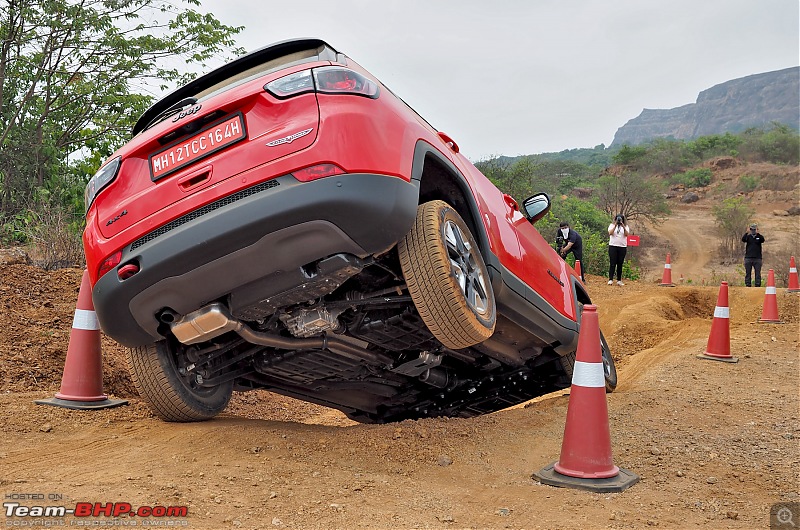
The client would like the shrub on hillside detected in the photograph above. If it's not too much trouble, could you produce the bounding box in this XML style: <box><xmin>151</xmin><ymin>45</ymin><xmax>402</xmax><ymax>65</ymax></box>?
<box><xmin>671</xmin><ymin>168</ymin><xmax>712</xmax><ymax>188</ymax></box>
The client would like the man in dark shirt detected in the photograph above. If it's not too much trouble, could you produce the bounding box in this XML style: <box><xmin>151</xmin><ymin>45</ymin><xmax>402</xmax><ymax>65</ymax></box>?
<box><xmin>741</xmin><ymin>223</ymin><xmax>766</xmax><ymax>287</ymax></box>
<box><xmin>556</xmin><ymin>221</ymin><xmax>585</xmax><ymax>281</ymax></box>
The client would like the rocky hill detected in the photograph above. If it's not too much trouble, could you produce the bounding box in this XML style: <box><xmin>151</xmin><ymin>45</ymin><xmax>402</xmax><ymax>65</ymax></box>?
<box><xmin>611</xmin><ymin>67</ymin><xmax>799</xmax><ymax>146</ymax></box>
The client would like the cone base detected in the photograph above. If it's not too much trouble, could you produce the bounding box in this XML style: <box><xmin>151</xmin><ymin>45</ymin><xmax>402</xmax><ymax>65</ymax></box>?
<box><xmin>533</xmin><ymin>463</ymin><xmax>639</xmax><ymax>493</ymax></box>
<box><xmin>788</xmin><ymin>288</ymin><xmax>800</xmax><ymax>293</ymax></box>
<box><xmin>659</xmin><ymin>283</ymin><xmax>675</xmax><ymax>287</ymax></box>
<box><xmin>758</xmin><ymin>318</ymin><xmax>783</xmax><ymax>323</ymax></box>
<box><xmin>697</xmin><ymin>353</ymin><xmax>739</xmax><ymax>363</ymax></box>
<box><xmin>35</xmin><ymin>397</ymin><xmax>129</xmax><ymax>410</ymax></box>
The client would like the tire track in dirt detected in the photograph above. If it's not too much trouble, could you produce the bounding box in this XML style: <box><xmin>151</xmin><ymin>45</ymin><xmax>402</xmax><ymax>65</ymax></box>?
<box><xmin>644</xmin><ymin>205</ymin><xmax>717</xmax><ymax>283</ymax></box>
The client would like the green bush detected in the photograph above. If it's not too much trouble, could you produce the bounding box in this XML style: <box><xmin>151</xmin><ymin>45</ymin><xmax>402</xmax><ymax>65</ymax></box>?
<box><xmin>621</xmin><ymin>257</ymin><xmax>641</xmax><ymax>281</ymax></box>
<box><xmin>738</xmin><ymin>174</ymin><xmax>760</xmax><ymax>192</ymax></box>
<box><xmin>671</xmin><ymin>168</ymin><xmax>712</xmax><ymax>188</ymax></box>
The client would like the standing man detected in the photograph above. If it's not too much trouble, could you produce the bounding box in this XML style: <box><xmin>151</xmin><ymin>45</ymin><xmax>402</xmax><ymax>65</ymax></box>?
<box><xmin>742</xmin><ymin>223</ymin><xmax>766</xmax><ymax>287</ymax></box>
<box><xmin>556</xmin><ymin>221</ymin><xmax>585</xmax><ymax>281</ymax></box>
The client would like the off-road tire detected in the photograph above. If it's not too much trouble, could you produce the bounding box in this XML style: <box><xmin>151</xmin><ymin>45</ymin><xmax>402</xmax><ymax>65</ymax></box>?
<box><xmin>559</xmin><ymin>331</ymin><xmax>618</xmax><ymax>392</ymax></box>
<box><xmin>398</xmin><ymin>200</ymin><xmax>496</xmax><ymax>349</ymax></box>
<box><xmin>127</xmin><ymin>340</ymin><xmax>233</xmax><ymax>422</ymax></box>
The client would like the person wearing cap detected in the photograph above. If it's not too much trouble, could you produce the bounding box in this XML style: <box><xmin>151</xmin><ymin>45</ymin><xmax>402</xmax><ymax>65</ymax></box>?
<box><xmin>741</xmin><ymin>223</ymin><xmax>766</xmax><ymax>287</ymax></box>
<box><xmin>555</xmin><ymin>221</ymin><xmax>585</xmax><ymax>281</ymax></box>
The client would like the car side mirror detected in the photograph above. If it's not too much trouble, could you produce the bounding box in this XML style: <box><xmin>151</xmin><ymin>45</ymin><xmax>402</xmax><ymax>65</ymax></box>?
<box><xmin>521</xmin><ymin>193</ymin><xmax>551</xmax><ymax>223</ymax></box>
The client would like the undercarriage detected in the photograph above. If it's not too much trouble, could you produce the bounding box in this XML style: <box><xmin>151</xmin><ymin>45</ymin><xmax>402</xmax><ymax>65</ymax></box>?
<box><xmin>155</xmin><ymin>251</ymin><xmax>570</xmax><ymax>423</ymax></box>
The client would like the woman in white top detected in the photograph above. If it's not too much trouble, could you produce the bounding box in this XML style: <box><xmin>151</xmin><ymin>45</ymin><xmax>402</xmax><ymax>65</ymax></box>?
<box><xmin>607</xmin><ymin>213</ymin><xmax>630</xmax><ymax>285</ymax></box>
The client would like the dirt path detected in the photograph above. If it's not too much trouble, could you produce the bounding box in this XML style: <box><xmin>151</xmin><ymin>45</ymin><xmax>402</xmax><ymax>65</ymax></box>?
<box><xmin>644</xmin><ymin>205</ymin><xmax>717</xmax><ymax>283</ymax></box>
<box><xmin>1</xmin><ymin>262</ymin><xmax>798</xmax><ymax>529</ymax></box>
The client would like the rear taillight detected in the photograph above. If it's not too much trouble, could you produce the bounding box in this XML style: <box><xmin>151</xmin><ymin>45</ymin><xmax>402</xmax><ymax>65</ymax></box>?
<box><xmin>313</xmin><ymin>67</ymin><xmax>379</xmax><ymax>98</ymax></box>
<box><xmin>98</xmin><ymin>251</ymin><xmax>122</xmax><ymax>280</ymax></box>
<box><xmin>265</xmin><ymin>66</ymin><xmax>379</xmax><ymax>100</ymax></box>
<box><xmin>264</xmin><ymin>70</ymin><xmax>314</xmax><ymax>98</ymax></box>
<box><xmin>292</xmin><ymin>163</ymin><xmax>346</xmax><ymax>182</ymax></box>
<box><xmin>85</xmin><ymin>156</ymin><xmax>121</xmax><ymax>212</ymax></box>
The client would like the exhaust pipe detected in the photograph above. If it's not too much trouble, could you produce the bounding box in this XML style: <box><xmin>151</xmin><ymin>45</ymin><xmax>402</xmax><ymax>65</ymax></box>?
<box><xmin>170</xmin><ymin>303</ymin><xmax>392</xmax><ymax>366</ymax></box>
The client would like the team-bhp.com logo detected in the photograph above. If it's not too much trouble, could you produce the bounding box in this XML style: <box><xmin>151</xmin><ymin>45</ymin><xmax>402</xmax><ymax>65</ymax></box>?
<box><xmin>4</xmin><ymin>500</ymin><xmax>189</xmax><ymax>525</ymax></box>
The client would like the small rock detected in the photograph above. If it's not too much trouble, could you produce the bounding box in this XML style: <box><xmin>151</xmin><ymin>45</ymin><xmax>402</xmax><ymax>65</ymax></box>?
<box><xmin>497</xmin><ymin>508</ymin><xmax>511</xmax><ymax>516</ymax></box>
<box><xmin>726</xmin><ymin>511</ymin><xmax>739</xmax><ymax>520</ymax></box>
<box><xmin>438</xmin><ymin>455</ymin><xmax>453</xmax><ymax>466</ymax></box>
<box><xmin>269</xmin><ymin>492</ymin><xmax>278</xmax><ymax>499</ymax></box>
<box><xmin>439</xmin><ymin>515</ymin><xmax>454</xmax><ymax>523</ymax></box>
<box><xmin>271</xmin><ymin>517</ymin><xmax>282</xmax><ymax>526</ymax></box>
<box><xmin>681</xmin><ymin>191</ymin><xmax>699</xmax><ymax>204</ymax></box>
<box><xmin>39</xmin><ymin>423</ymin><xmax>52</xmax><ymax>433</ymax></box>
<box><xmin>249</xmin><ymin>446</ymin><xmax>261</xmax><ymax>454</ymax></box>
<box><xmin>706</xmin><ymin>476</ymin><xmax>717</xmax><ymax>484</ymax></box>
<box><xmin>329</xmin><ymin>503</ymin><xmax>344</xmax><ymax>512</ymax></box>
<box><xmin>676</xmin><ymin>470</ymin><xmax>685</xmax><ymax>477</ymax></box>
<box><xmin>650</xmin><ymin>447</ymin><xmax>661</xmax><ymax>456</ymax></box>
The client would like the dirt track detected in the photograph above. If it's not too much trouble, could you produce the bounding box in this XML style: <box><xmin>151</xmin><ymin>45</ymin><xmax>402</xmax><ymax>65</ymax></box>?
<box><xmin>1</xmin><ymin>194</ymin><xmax>799</xmax><ymax>529</ymax></box>
<box><xmin>1</xmin><ymin>267</ymin><xmax>798</xmax><ymax>529</ymax></box>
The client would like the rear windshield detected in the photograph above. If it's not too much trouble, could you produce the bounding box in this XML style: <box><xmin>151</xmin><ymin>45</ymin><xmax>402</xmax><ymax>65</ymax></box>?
<box><xmin>193</xmin><ymin>48</ymin><xmax>322</xmax><ymax>100</ymax></box>
<box><xmin>133</xmin><ymin>39</ymin><xmax>337</xmax><ymax>136</ymax></box>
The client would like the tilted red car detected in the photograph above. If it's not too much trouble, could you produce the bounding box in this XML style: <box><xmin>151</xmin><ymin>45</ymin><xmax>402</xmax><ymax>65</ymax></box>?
<box><xmin>83</xmin><ymin>38</ymin><xmax>616</xmax><ymax>423</ymax></box>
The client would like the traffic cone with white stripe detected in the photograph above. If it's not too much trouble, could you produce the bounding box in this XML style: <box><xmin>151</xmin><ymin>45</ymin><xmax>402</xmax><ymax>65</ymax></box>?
<box><xmin>35</xmin><ymin>270</ymin><xmax>127</xmax><ymax>410</ymax></box>
<box><xmin>534</xmin><ymin>305</ymin><xmax>639</xmax><ymax>493</ymax></box>
<box><xmin>659</xmin><ymin>253</ymin><xmax>675</xmax><ymax>287</ymax></box>
<box><xmin>759</xmin><ymin>269</ymin><xmax>782</xmax><ymax>323</ymax></box>
<box><xmin>788</xmin><ymin>256</ymin><xmax>799</xmax><ymax>293</ymax></box>
<box><xmin>697</xmin><ymin>282</ymin><xmax>738</xmax><ymax>363</ymax></box>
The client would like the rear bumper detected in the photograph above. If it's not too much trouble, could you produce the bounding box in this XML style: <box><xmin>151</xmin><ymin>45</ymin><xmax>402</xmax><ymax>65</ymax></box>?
<box><xmin>92</xmin><ymin>173</ymin><xmax>419</xmax><ymax>347</ymax></box>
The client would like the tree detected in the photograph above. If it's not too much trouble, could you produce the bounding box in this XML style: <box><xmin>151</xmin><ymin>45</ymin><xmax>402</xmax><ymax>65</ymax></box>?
<box><xmin>594</xmin><ymin>170</ymin><xmax>670</xmax><ymax>224</ymax></box>
<box><xmin>712</xmin><ymin>197</ymin><xmax>754</xmax><ymax>260</ymax></box>
<box><xmin>0</xmin><ymin>0</ymin><xmax>243</xmax><ymax>222</ymax></box>
<box><xmin>611</xmin><ymin>144</ymin><xmax>647</xmax><ymax>166</ymax></box>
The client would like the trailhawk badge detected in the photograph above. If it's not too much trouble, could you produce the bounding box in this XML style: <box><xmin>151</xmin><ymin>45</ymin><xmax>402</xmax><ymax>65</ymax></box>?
<box><xmin>266</xmin><ymin>128</ymin><xmax>313</xmax><ymax>147</ymax></box>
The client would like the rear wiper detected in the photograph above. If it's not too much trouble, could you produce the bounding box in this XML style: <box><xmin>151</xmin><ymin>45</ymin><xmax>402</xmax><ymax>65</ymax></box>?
<box><xmin>140</xmin><ymin>97</ymin><xmax>198</xmax><ymax>133</ymax></box>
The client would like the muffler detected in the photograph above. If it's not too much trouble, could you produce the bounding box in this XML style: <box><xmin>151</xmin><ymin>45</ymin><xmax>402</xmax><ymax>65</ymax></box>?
<box><xmin>170</xmin><ymin>302</ymin><xmax>392</xmax><ymax>365</ymax></box>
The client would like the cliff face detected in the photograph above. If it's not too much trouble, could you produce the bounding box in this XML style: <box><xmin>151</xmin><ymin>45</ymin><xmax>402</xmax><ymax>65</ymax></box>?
<box><xmin>611</xmin><ymin>67</ymin><xmax>799</xmax><ymax>146</ymax></box>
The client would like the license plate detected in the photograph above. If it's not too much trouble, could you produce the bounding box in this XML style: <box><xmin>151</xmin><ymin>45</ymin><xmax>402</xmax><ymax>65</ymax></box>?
<box><xmin>149</xmin><ymin>113</ymin><xmax>247</xmax><ymax>181</ymax></box>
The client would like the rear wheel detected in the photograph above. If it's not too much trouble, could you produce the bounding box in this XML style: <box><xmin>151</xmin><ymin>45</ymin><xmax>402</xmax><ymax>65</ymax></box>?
<box><xmin>398</xmin><ymin>200</ymin><xmax>496</xmax><ymax>349</ymax></box>
<box><xmin>127</xmin><ymin>340</ymin><xmax>233</xmax><ymax>421</ymax></box>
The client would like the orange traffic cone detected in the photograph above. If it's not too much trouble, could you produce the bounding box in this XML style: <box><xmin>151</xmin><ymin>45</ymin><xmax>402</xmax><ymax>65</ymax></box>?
<box><xmin>36</xmin><ymin>270</ymin><xmax>128</xmax><ymax>410</ymax></box>
<box><xmin>788</xmin><ymin>256</ymin><xmax>800</xmax><ymax>293</ymax></box>
<box><xmin>574</xmin><ymin>260</ymin><xmax>583</xmax><ymax>282</ymax></box>
<box><xmin>534</xmin><ymin>305</ymin><xmax>639</xmax><ymax>493</ymax></box>
<box><xmin>697</xmin><ymin>282</ymin><xmax>738</xmax><ymax>363</ymax></box>
<box><xmin>759</xmin><ymin>269</ymin><xmax>782</xmax><ymax>323</ymax></box>
<box><xmin>659</xmin><ymin>253</ymin><xmax>675</xmax><ymax>287</ymax></box>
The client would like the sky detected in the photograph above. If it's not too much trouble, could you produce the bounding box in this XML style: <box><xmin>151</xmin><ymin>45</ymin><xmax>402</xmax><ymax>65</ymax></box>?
<box><xmin>194</xmin><ymin>0</ymin><xmax>799</xmax><ymax>160</ymax></box>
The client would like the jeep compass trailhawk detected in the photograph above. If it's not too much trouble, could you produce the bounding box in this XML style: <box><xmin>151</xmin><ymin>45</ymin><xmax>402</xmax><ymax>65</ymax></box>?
<box><xmin>83</xmin><ymin>38</ymin><xmax>616</xmax><ymax>423</ymax></box>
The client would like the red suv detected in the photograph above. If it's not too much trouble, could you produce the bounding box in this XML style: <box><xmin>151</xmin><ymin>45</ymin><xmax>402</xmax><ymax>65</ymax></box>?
<box><xmin>83</xmin><ymin>38</ymin><xmax>616</xmax><ymax>423</ymax></box>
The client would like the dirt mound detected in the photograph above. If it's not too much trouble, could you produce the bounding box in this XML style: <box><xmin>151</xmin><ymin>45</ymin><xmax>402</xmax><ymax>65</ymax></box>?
<box><xmin>1</xmin><ymin>264</ymin><xmax>134</xmax><ymax>397</ymax></box>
